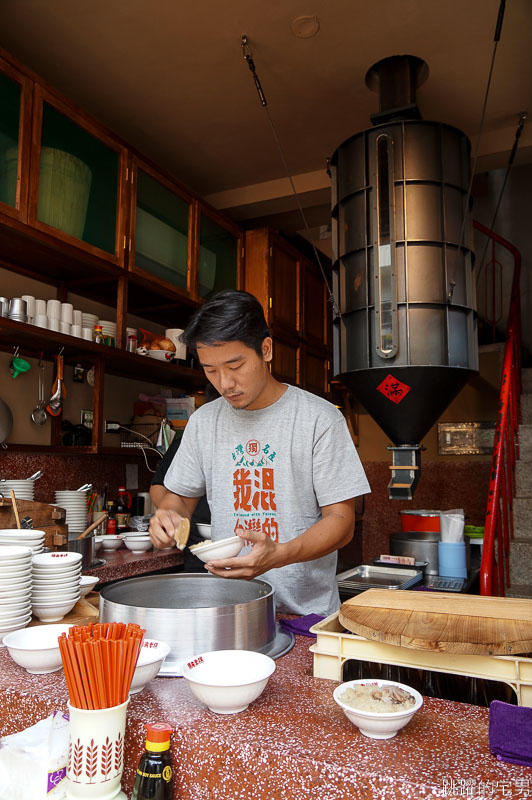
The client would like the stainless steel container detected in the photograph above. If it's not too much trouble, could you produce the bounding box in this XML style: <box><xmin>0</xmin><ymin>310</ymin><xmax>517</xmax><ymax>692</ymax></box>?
<box><xmin>100</xmin><ymin>574</ymin><xmax>276</xmax><ymax>676</ymax></box>
<box><xmin>390</xmin><ymin>531</ymin><xmax>470</xmax><ymax>576</ymax></box>
<box><xmin>59</xmin><ymin>534</ymin><xmax>96</xmax><ymax>569</ymax></box>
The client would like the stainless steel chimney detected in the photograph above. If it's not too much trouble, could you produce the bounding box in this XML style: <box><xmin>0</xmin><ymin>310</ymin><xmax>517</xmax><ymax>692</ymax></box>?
<box><xmin>331</xmin><ymin>56</ymin><xmax>478</xmax><ymax>499</ymax></box>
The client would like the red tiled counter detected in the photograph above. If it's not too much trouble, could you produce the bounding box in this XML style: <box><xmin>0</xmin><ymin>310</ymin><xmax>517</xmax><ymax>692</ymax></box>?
<box><xmin>82</xmin><ymin>546</ymin><xmax>184</xmax><ymax>583</ymax></box>
<box><xmin>0</xmin><ymin>635</ymin><xmax>530</xmax><ymax>799</ymax></box>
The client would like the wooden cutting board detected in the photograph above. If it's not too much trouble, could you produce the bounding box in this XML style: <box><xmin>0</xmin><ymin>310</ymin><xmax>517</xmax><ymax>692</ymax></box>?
<box><xmin>339</xmin><ymin>589</ymin><xmax>532</xmax><ymax>655</ymax></box>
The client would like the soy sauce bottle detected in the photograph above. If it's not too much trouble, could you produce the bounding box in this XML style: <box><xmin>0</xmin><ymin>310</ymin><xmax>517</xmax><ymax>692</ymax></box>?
<box><xmin>131</xmin><ymin>723</ymin><xmax>173</xmax><ymax>800</ymax></box>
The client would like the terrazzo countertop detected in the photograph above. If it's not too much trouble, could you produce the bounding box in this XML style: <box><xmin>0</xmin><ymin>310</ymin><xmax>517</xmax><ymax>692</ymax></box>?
<box><xmin>82</xmin><ymin>545</ymin><xmax>183</xmax><ymax>583</ymax></box>
<box><xmin>0</xmin><ymin>635</ymin><xmax>530</xmax><ymax>799</ymax></box>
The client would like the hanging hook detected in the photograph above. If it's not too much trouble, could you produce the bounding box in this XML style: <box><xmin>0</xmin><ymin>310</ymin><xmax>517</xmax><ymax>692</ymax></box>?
<box><xmin>58</xmin><ymin>346</ymin><xmax>64</xmax><ymax>356</ymax></box>
<box><xmin>39</xmin><ymin>351</ymin><xmax>44</xmax><ymax>369</ymax></box>
<box><xmin>13</xmin><ymin>345</ymin><xmax>19</xmax><ymax>359</ymax></box>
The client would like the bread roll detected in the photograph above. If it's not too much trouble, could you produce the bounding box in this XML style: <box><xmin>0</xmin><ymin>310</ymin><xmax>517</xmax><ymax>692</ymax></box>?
<box><xmin>157</xmin><ymin>337</ymin><xmax>176</xmax><ymax>352</ymax></box>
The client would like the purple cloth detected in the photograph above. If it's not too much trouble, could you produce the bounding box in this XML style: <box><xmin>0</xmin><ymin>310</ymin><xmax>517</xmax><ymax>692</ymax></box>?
<box><xmin>279</xmin><ymin>614</ymin><xmax>325</xmax><ymax>637</ymax></box>
<box><xmin>489</xmin><ymin>700</ymin><xmax>532</xmax><ymax>767</ymax></box>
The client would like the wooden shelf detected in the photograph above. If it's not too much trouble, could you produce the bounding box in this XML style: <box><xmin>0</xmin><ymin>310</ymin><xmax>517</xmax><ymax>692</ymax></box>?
<box><xmin>0</xmin><ymin>317</ymin><xmax>205</xmax><ymax>389</ymax></box>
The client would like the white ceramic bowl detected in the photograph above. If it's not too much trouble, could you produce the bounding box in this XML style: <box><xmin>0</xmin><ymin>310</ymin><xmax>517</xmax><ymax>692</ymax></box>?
<box><xmin>31</xmin><ymin>598</ymin><xmax>78</xmax><ymax>623</ymax></box>
<box><xmin>182</xmin><ymin>649</ymin><xmax>276</xmax><ymax>714</ymax></box>
<box><xmin>3</xmin><ymin>623</ymin><xmax>73</xmax><ymax>673</ymax></box>
<box><xmin>100</xmin><ymin>535</ymin><xmax>123</xmax><ymax>551</ymax></box>
<box><xmin>33</xmin><ymin>552</ymin><xmax>82</xmax><ymax>568</ymax></box>
<box><xmin>0</xmin><ymin>615</ymin><xmax>32</xmax><ymax>641</ymax></box>
<box><xmin>79</xmin><ymin>576</ymin><xmax>99</xmax><ymax>597</ymax></box>
<box><xmin>189</xmin><ymin>536</ymin><xmax>244</xmax><ymax>563</ymax></box>
<box><xmin>31</xmin><ymin>589</ymin><xmax>80</xmax><ymax>601</ymax></box>
<box><xmin>333</xmin><ymin>679</ymin><xmax>423</xmax><ymax>739</ymax></box>
<box><xmin>148</xmin><ymin>349</ymin><xmax>174</xmax><ymax>361</ymax></box>
<box><xmin>195</xmin><ymin>523</ymin><xmax>212</xmax><ymax>540</ymax></box>
<box><xmin>0</xmin><ymin>545</ymin><xmax>33</xmax><ymax>560</ymax></box>
<box><xmin>130</xmin><ymin>639</ymin><xmax>171</xmax><ymax>694</ymax></box>
<box><xmin>123</xmin><ymin>537</ymin><xmax>152</xmax><ymax>554</ymax></box>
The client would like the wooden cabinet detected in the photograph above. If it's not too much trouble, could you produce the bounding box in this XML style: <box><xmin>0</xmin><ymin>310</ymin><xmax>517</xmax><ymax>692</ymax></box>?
<box><xmin>244</xmin><ymin>228</ymin><xmax>332</xmax><ymax>397</ymax></box>
<box><xmin>0</xmin><ymin>46</ymin><xmax>245</xmax><ymax>455</ymax></box>
<box><xmin>0</xmin><ymin>55</ymin><xmax>32</xmax><ymax>223</ymax></box>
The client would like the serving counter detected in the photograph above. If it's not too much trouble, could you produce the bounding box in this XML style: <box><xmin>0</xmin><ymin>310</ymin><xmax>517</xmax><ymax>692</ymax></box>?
<box><xmin>0</xmin><ymin>631</ymin><xmax>530</xmax><ymax>799</ymax></box>
<box><xmin>82</xmin><ymin>545</ymin><xmax>184</xmax><ymax>584</ymax></box>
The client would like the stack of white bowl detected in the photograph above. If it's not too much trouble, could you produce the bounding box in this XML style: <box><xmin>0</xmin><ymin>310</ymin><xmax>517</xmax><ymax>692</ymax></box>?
<box><xmin>0</xmin><ymin>529</ymin><xmax>45</xmax><ymax>554</ymax></box>
<box><xmin>0</xmin><ymin>479</ymin><xmax>35</xmax><ymax>500</ymax></box>
<box><xmin>82</xmin><ymin>312</ymin><xmax>98</xmax><ymax>342</ymax></box>
<box><xmin>31</xmin><ymin>552</ymin><xmax>82</xmax><ymax>622</ymax></box>
<box><xmin>0</xmin><ymin>545</ymin><xmax>33</xmax><ymax>642</ymax></box>
<box><xmin>98</xmin><ymin>319</ymin><xmax>117</xmax><ymax>341</ymax></box>
<box><xmin>55</xmin><ymin>490</ymin><xmax>88</xmax><ymax>533</ymax></box>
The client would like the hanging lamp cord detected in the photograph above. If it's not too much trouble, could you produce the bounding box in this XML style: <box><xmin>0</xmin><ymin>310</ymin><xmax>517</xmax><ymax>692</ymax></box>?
<box><xmin>241</xmin><ymin>35</ymin><xmax>340</xmax><ymax>319</ymax></box>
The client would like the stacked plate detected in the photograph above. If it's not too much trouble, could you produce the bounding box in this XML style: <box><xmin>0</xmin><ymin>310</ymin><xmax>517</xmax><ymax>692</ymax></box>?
<box><xmin>98</xmin><ymin>319</ymin><xmax>117</xmax><ymax>339</ymax></box>
<box><xmin>0</xmin><ymin>479</ymin><xmax>35</xmax><ymax>500</ymax></box>
<box><xmin>81</xmin><ymin>312</ymin><xmax>98</xmax><ymax>331</ymax></box>
<box><xmin>0</xmin><ymin>529</ymin><xmax>45</xmax><ymax>554</ymax></box>
<box><xmin>31</xmin><ymin>552</ymin><xmax>82</xmax><ymax>622</ymax></box>
<box><xmin>55</xmin><ymin>490</ymin><xmax>88</xmax><ymax>533</ymax></box>
<box><xmin>0</xmin><ymin>545</ymin><xmax>33</xmax><ymax>642</ymax></box>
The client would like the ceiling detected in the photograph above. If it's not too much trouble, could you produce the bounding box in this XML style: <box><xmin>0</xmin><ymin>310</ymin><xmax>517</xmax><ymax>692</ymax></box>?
<box><xmin>1</xmin><ymin>0</ymin><xmax>531</xmax><ymax>250</ymax></box>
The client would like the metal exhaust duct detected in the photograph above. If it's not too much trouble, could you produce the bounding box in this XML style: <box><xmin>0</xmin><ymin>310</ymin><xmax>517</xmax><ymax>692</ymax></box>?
<box><xmin>331</xmin><ymin>55</ymin><xmax>478</xmax><ymax>499</ymax></box>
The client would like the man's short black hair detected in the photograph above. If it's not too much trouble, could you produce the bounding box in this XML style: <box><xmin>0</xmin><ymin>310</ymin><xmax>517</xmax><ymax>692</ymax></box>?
<box><xmin>180</xmin><ymin>290</ymin><xmax>271</xmax><ymax>357</ymax></box>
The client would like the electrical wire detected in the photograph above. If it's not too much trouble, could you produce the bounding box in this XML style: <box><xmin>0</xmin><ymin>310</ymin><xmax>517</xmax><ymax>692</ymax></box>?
<box><xmin>241</xmin><ymin>35</ymin><xmax>340</xmax><ymax>318</ymax></box>
<box><xmin>448</xmin><ymin>0</ymin><xmax>507</xmax><ymax>300</ymax></box>
<box><xmin>118</xmin><ymin>425</ymin><xmax>163</xmax><ymax>473</ymax></box>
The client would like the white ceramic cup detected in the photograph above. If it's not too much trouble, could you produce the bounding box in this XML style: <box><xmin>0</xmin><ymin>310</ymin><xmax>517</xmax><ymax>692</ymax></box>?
<box><xmin>34</xmin><ymin>315</ymin><xmax>48</xmax><ymax>329</ymax></box>
<box><xmin>165</xmin><ymin>328</ymin><xmax>187</xmax><ymax>359</ymax></box>
<box><xmin>34</xmin><ymin>299</ymin><xmax>47</xmax><ymax>317</ymax></box>
<box><xmin>21</xmin><ymin>295</ymin><xmax>35</xmax><ymax>318</ymax></box>
<box><xmin>61</xmin><ymin>303</ymin><xmax>73</xmax><ymax>324</ymax></box>
<box><xmin>49</xmin><ymin>317</ymin><xmax>60</xmax><ymax>332</ymax></box>
<box><xmin>60</xmin><ymin>321</ymin><xmax>71</xmax><ymax>335</ymax></box>
<box><xmin>71</xmin><ymin>324</ymin><xmax>82</xmax><ymax>338</ymax></box>
<box><xmin>46</xmin><ymin>299</ymin><xmax>61</xmax><ymax>319</ymax></box>
<box><xmin>72</xmin><ymin>309</ymin><xmax>82</xmax><ymax>326</ymax></box>
<box><xmin>81</xmin><ymin>327</ymin><xmax>93</xmax><ymax>341</ymax></box>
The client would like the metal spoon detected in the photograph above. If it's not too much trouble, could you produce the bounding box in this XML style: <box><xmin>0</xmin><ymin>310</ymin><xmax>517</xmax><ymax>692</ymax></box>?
<box><xmin>31</xmin><ymin>362</ymin><xmax>47</xmax><ymax>425</ymax></box>
<box><xmin>26</xmin><ymin>470</ymin><xmax>43</xmax><ymax>481</ymax></box>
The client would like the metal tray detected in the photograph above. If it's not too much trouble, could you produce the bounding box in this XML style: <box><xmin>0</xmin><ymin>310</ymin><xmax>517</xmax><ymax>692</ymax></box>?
<box><xmin>372</xmin><ymin>558</ymin><xmax>429</xmax><ymax>572</ymax></box>
<box><xmin>336</xmin><ymin>565</ymin><xmax>423</xmax><ymax>592</ymax></box>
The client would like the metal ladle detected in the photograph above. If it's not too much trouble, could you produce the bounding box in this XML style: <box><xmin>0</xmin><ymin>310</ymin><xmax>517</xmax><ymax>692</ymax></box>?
<box><xmin>31</xmin><ymin>361</ymin><xmax>47</xmax><ymax>425</ymax></box>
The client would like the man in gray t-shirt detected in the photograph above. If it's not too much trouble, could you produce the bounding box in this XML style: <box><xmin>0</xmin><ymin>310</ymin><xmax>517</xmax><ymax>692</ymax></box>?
<box><xmin>149</xmin><ymin>290</ymin><xmax>370</xmax><ymax>616</ymax></box>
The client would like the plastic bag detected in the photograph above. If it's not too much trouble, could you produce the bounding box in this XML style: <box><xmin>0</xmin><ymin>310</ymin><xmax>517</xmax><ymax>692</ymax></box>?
<box><xmin>440</xmin><ymin>508</ymin><xmax>465</xmax><ymax>542</ymax></box>
<box><xmin>0</xmin><ymin>711</ymin><xmax>69</xmax><ymax>800</ymax></box>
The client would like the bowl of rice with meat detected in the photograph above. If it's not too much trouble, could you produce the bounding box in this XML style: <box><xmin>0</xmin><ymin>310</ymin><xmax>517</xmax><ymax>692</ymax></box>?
<box><xmin>333</xmin><ymin>679</ymin><xmax>423</xmax><ymax>739</ymax></box>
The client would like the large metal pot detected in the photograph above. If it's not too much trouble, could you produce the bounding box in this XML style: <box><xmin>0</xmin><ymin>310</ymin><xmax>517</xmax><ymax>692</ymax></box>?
<box><xmin>390</xmin><ymin>531</ymin><xmax>470</xmax><ymax>576</ymax></box>
<box><xmin>59</xmin><ymin>534</ymin><xmax>96</xmax><ymax>569</ymax></box>
<box><xmin>100</xmin><ymin>574</ymin><xmax>278</xmax><ymax>676</ymax></box>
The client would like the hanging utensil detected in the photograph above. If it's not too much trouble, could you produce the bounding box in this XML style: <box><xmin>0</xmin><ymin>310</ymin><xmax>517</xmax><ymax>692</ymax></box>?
<box><xmin>10</xmin><ymin>490</ymin><xmax>21</xmax><ymax>529</ymax></box>
<box><xmin>31</xmin><ymin>360</ymin><xmax>48</xmax><ymax>425</ymax></box>
<box><xmin>76</xmin><ymin>483</ymin><xmax>92</xmax><ymax>492</ymax></box>
<box><xmin>47</xmin><ymin>353</ymin><xmax>65</xmax><ymax>416</ymax></box>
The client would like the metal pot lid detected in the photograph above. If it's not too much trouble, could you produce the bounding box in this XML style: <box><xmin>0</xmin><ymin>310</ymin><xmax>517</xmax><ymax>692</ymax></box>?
<box><xmin>400</xmin><ymin>509</ymin><xmax>441</xmax><ymax>517</ymax></box>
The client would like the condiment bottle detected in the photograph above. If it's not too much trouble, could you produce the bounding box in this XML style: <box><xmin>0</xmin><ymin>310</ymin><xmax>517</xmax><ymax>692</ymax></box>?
<box><xmin>127</xmin><ymin>333</ymin><xmax>137</xmax><ymax>353</ymax></box>
<box><xmin>106</xmin><ymin>501</ymin><xmax>117</xmax><ymax>535</ymax></box>
<box><xmin>115</xmin><ymin>486</ymin><xmax>132</xmax><ymax>533</ymax></box>
<box><xmin>131</xmin><ymin>722</ymin><xmax>173</xmax><ymax>800</ymax></box>
<box><xmin>94</xmin><ymin>324</ymin><xmax>104</xmax><ymax>344</ymax></box>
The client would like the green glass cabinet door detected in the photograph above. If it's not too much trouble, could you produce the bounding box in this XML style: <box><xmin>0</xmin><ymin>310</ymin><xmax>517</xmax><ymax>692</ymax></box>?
<box><xmin>0</xmin><ymin>59</ymin><xmax>31</xmax><ymax>220</ymax></box>
<box><xmin>198</xmin><ymin>210</ymin><xmax>240</xmax><ymax>300</ymax></box>
<box><xmin>133</xmin><ymin>166</ymin><xmax>191</xmax><ymax>292</ymax></box>
<box><xmin>32</xmin><ymin>86</ymin><xmax>126</xmax><ymax>263</ymax></box>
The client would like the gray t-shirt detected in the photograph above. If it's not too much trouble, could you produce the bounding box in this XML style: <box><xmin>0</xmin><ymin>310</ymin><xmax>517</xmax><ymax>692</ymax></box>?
<box><xmin>164</xmin><ymin>385</ymin><xmax>370</xmax><ymax>615</ymax></box>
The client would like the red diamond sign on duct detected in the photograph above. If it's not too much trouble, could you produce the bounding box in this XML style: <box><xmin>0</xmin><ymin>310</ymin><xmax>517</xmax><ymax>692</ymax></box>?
<box><xmin>376</xmin><ymin>374</ymin><xmax>412</xmax><ymax>404</ymax></box>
